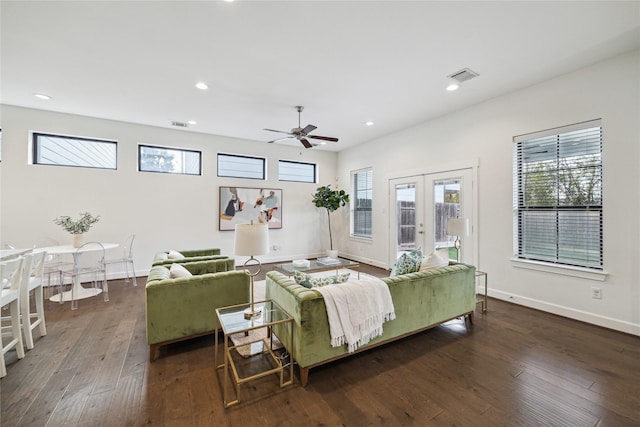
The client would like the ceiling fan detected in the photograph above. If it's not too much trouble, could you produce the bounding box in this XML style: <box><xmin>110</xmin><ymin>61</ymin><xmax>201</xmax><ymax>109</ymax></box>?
<box><xmin>264</xmin><ymin>106</ymin><xmax>339</xmax><ymax>148</ymax></box>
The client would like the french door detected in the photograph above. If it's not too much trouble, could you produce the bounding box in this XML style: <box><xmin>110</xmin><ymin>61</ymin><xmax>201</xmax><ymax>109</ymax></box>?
<box><xmin>389</xmin><ymin>168</ymin><xmax>475</xmax><ymax>267</ymax></box>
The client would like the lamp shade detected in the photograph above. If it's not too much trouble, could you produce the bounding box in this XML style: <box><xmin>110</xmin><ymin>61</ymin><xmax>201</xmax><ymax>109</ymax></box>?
<box><xmin>234</xmin><ymin>222</ymin><xmax>270</xmax><ymax>256</ymax></box>
<box><xmin>446</xmin><ymin>217</ymin><xmax>469</xmax><ymax>237</ymax></box>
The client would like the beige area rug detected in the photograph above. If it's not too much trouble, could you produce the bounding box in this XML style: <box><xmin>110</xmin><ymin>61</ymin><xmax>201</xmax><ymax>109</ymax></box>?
<box><xmin>230</xmin><ymin>268</ymin><xmax>367</xmax><ymax>357</ymax></box>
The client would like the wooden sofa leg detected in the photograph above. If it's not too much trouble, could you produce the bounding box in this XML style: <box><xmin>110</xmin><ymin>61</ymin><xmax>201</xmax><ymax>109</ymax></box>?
<box><xmin>467</xmin><ymin>312</ymin><xmax>474</xmax><ymax>326</ymax></box>
<box><xmin>149</xmin><ymin>344</ymin><xmax>159</xmax><ymax>362</ymax></box>
<box><xmin>299</xmin><ymin>367</ymin><xmax>309</xmax><ymax>387</ymax></box>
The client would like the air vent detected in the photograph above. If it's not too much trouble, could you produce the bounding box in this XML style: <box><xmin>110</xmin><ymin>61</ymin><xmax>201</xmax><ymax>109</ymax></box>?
<box><xmin>447</xmin><ymin>68</ymin><xmax>479</xmax><ymax>83</ymax></box>
<box><xmin>170</xmin><ymin>121</ymin><xmax>188</xmax><ymax>128</ymax></box>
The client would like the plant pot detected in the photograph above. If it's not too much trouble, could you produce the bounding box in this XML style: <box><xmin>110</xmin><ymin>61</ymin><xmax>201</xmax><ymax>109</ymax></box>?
<box><xmin>327</xmin><ymin>249</ymin><xmax>339</xmax><ymax>259</ymax></box>
<box><xmin>72</xmin><ymin>234</ymin><xmax>83</xmax><ymax>248</ymax></box>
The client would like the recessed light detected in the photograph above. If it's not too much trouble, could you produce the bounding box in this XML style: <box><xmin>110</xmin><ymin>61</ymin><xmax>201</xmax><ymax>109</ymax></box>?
<box><xmin>446</xmin><ymin>83</ymin><xmax>459</xmax><ymax>92</ymax></box>
<box><xmin>365</xmin><ymin>121</ymin><xmax>374</xmax><ymax>126</ymax></box>
<box><xmin>188</xmin><ymin>120</ymin><xmax>197</xmax><ymax>125</ymax></box>
<box><xmin>34</xmin><ymin>93</ymin><xmax>52</xmax><ymax>100</ymax></box>
<box><xmin>195</xmin><ymin>82</ymin><xmax>208</xmax><ymax>90</ymax></box>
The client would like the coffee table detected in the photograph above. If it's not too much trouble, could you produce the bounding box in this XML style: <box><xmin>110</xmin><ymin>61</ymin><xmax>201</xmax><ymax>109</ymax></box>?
<box><xmin>274</xmin><ymin>258</ymin><xmax>360</xmax><ymax>279</ymax></box>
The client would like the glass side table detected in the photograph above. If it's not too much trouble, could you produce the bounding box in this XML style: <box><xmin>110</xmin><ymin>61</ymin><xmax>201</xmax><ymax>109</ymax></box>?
<box><xmin>476</xmin><ymin>270</ymin><xmax>488</xmax><ymax>313</ymax></box>
<box><xmin>215</xmin><ymin>300</ymin><xmax>293</xmax><ymax>408</ymax></box>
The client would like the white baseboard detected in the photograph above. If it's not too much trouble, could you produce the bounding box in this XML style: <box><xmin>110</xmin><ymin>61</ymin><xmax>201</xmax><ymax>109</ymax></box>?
<box><xmin>490</xmin><ymin>289</ymin><xmax>640</xmax><ymax>336</ymax></box>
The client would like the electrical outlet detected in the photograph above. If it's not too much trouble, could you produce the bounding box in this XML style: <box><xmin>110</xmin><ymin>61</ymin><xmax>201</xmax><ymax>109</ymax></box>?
<box><xmin>591</xmin><ymin>287</ymin><xmax>602</xmax><ymax>299</ymax></box>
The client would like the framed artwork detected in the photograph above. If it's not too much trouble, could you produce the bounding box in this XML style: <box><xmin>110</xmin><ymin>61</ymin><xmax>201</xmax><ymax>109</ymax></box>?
<box><xmin>219</xmin><ymin>186</ymin><xmax>282</xmax><ymax>230</ymax></box>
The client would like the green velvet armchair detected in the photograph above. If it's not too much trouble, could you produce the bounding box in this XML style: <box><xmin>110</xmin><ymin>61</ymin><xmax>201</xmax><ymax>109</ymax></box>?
<box><xmin>145</xmin><ymin>258</ymin><xmax>249</xmax><ymax>361</ymax></box>
<box><xmin>151</xmin><ymin>248</ymin><xmax>229</xmax><ymax>266</ymax></box>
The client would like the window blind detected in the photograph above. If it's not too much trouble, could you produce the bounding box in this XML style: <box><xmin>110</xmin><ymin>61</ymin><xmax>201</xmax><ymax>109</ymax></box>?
<box><xmin>352</xmin><ymin>168</ymin><xmax>373</xmax><ymax>237</ymax></box>
<box><xmin>513</xmin><ymin>119</ymin><xmax>602</xmax><ymax>269</ymax></box>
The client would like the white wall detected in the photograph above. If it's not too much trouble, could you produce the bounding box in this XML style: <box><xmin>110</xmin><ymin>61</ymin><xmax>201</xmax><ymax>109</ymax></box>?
<box><xmin>0</xmin><ymin>106</ymin><xmax>338</xmax><ymax>274</ymax></box>
<box><xmin>337</xmin><ymin>49</ymin><xmax>640</xmax><ymax>335</ymax></box>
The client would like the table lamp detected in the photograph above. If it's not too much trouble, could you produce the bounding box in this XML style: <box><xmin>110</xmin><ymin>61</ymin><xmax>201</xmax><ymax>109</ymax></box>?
<box><xmin>446</xmin><ymin>217</ymin><xmax>469</xmax><ymax>262</ymax></box>
<box><xmin>234</xmin><ymin>221</ymin><xmax>270</xmax><ymax>319</ymax></box>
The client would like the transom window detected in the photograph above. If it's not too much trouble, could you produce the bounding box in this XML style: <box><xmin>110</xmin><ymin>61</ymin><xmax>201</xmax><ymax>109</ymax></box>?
<box><xmin>278</xmin><ymin>160</ymin><xmax>316</xmax><ymax>183</ymax></box>
<box><xmin>217</xmin><ymin>153</ymin><xmax>265</xmax><ymax>180</ymax></box>
<box><xmin>32</xmin><ymin>132</ymin><xmax>117</xmax><ymax>169</ymax></box>
<box><xmin>513</xmin><ymin>119</ymin><xmax>603</xmax><ymax>270</ymax></box>
<box><xmin>351</xmin><ymin>168</ymin><xmax>373</xmax><ymax>238</ymax></box>
<box><xmin>138</xmin><ymin>144</ymin><xmax>201</xmax><ymax>175</ymax></box>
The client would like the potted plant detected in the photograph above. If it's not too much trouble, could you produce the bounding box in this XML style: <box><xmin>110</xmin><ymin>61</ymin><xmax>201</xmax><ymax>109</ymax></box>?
<box><xmin>312</xmin><ymin>185</ymin><xmax>349</xmax><ymax>258</ymax></box>
<box><xmin>53</xmin><ymin>212</ymin><xmax>100</xmax><ymax>248</ymax></box>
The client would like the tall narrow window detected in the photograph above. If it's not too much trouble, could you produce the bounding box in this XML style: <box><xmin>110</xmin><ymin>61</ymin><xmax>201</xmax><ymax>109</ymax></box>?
<box><xmin>352</xmin><ymin>168</ymin><xmax>373</xmax><ymax>238</ymax></box>
<box><xmin>33</xmin><ymin>132</ymin><xmax>117</xmax><ymax>169</ymax></box>
<box><xmin>217</xmin><ymin>153</ymin><xmax>265</xmax><ymax>180</ymax></box>
<box><xmin>513</xmin><ymin>119</ymin><xmax>602</xmax><ymax>269</ymax></box>
<box><xmin>138</xmin><ymin>144</ymin><xmax>201</xmax><ymax>175</ymax></box>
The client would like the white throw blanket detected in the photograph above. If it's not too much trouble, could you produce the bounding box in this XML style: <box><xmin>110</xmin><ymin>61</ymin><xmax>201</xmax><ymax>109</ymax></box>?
<box><xmin>314</xmin><ymin>276</ymin><xmax>395</xmax><ymax>353</ymax></box>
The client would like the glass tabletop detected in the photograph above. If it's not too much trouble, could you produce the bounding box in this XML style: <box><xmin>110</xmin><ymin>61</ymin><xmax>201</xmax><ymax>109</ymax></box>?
<box><xmin>276</xmin><ymin>258</ymin><xmax>359</xmax><ymax>274</ymax></box>
<box><xmin>216</xmin><ymin>300</ymin><xmax>290</xmax><ymax>335</ymax></box>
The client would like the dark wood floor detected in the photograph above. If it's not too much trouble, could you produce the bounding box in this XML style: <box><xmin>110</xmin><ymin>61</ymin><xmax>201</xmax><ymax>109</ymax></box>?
<box><xmin>1</xmin><ymin>263</ymin><xmax>639</xmax><ymax>426</ymax></box>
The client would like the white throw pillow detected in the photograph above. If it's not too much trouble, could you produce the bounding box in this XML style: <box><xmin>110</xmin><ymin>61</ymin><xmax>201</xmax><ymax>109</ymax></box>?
<box><xmin>169</xmin><ymin>263</ymin><xmax>192</xmax><ymax>278</ymax></box>
<box><xmin>437</xmin><ymin>248</ymin><xmax>450</xmax><ymax>261</ymax></box>
<box><xmin>419</xmin><ymin>251</ymin><xmax>449</xmax><ymax>271</ymax></box>
<box><xmin>167</xmin><ymin>250</ymin><xmax>185</xmax><ymax>260</ymax></box>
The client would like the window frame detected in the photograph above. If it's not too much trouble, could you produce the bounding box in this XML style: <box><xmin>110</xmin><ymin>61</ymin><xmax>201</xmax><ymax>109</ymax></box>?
<box><xmin>32</xmin><ymin>131</ymin><xmax>117</xmax><ymax>170</ymax></box>
<box><xmin>278</xmin><ymin>159</ymin><xmax>317</xmax><ymax>183</ymax></box>
<box><xmin>137</xmin><ymin>143</ymin><xmax>202</xmax><ymax>176</ymax></box>
<box><xmin>513</xmin><ymin>119</ymin><xmax>603</xmax><ymax>273</ymax></box>
<box><xmin>351</xmin><ymin>168</ymin><xmax>373</xmax><ymax>239</ymax></box>
<box><xmin>217</xmin><ymin>153</ymin><xmax>266</xmax><ymax>180</ymax></box>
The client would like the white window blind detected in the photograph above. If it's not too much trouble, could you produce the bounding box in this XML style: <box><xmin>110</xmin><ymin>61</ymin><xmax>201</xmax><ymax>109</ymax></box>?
<box><xmin>217</xmin><ymin>153</ymin><xmax>265</xmax><ymax>180</ymax></box>
<box><xmin>352</xmin><ymin>168</ymin><xmax>373</xmax><ymax>238</ymax></box>
<box><xmin>278</xmin><ymin>160</ymin><xmax>316</xmax><ymax>183</ymax></box>
<box><xmin>33</xmin><ymin>132</ymin><xmax>117</xmax><ymax>169</ymax></box>
<box><xmin>513</xmin><ymin>119</ymin><xmax>602</xmax><ymax>269</ymax></box>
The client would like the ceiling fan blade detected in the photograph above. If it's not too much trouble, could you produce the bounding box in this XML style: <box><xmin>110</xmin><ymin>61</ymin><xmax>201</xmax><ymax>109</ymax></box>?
<box><xmin>300</xmin><ymin>138</ymin><xmax>313</xmax><ymax>149</ymax></box>
<box><xmin>264</xmin><ymin>128</ymin><xmax>293</xmax><ymax>135</ymax></box>
<box><xmin>267</xmin><ymin>136</ymin><xmax>294</xmax><ymax>143</ymax></box>
<box><xmin>301</xmin><ymin>124</ymin><xmax>317</xmax><ymax>135</ymax></box>
<box><xmin>308</xmin><ymin>135</ymin><xmax>339</xmax><ymax>142</ymax></box>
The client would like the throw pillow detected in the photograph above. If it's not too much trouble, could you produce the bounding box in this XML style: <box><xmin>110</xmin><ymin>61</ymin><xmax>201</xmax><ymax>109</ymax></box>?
<box><xmin>169</xmin><ymin>263</ymin><xmax>192</xmax><ymax>278</ymax></box>
<box><xmin>167</xmin><ymin>250</ymin><xmax>185</xmax><ymax>260</ymax></box>
<box><xmin>437</xmin><ymin>248</ymin><xmax>450</xmax><ymax>262</ymax></box>
<box><xmin>391</xmin><ymin>248</ymin><xmax>423</xmax><ymax>276</ymax></box>
<box><xmin>419</xmin><ymin>251</ymin><xmax>449</xmax><ymax>271</ymax></box>
<box><xmin>293</xmin><ymin>271</ymin><xmax>351</xmax><ymax>288</ymax></box>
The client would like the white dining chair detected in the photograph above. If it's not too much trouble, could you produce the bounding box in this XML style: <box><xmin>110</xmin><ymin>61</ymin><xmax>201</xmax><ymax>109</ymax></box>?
<box><xmin>35</xmin><ymin>237</ymin><xmax>69</xmax><ymax>299</ymax></box>
<box><xmin>59</xmin><ymin>242</ymin><xmax>109</xmax><ymax>310</ymax></box>
<box><xmin>19</xmin><ymin>251</ymin><xmax>47</xmax><ymax>349</ymax></box>
<box><xmin>0</xmin><ymin>257</ymin><xmax>25</xmax><ymax>378</ymax></box>
<box><xmin>104</xmin><ymin>234</ymin><xmax>137</xmax><ymax>286</ymax></box>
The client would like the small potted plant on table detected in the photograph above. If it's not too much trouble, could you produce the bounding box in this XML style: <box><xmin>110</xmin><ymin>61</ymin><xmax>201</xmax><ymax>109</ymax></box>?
<box><xmin>53</xmin><ymin>212</ymin><xmax>100</xmax><ymax>248</ymax></box>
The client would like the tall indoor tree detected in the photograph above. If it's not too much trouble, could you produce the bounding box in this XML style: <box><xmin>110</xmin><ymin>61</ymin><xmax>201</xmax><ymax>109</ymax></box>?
<box><xmin>312</xmin><ymin>185</ymin><xmax>350</xmax><ymax>253</ymax></box>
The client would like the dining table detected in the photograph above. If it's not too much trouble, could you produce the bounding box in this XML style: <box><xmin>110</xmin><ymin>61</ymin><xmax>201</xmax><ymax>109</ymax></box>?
<box><xmin>0</xmin><ymin>248</ymin><xmax>33</xmax><ymax>261</ymax></box>
<box><xmin>35</xmin><ymin>243</ymin><xmax>119</xmax><ymax>303</ymax></box>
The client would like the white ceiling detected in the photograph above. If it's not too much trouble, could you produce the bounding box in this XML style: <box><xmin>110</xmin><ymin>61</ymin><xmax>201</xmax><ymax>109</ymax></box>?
<box><xmin>2</xmin><ymin>1</ymin><xmax>639</xmax><ymax>151</ymax></box>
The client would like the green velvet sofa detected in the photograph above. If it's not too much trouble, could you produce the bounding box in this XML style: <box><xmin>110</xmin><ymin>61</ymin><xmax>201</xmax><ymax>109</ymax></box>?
<box><xmin>265</xmin><ymin>263</ymin><xmax>476</xmax><ymax>386</ymax></box>
<box><xmin>151</xmin><ymin>248</ymin><xmax>228</xmax><ymax>266</ymax></box>
<box><xmin>146</xmin><ymin>258</ymin><xmax>249</xmax><ymax>361</ymax></box>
